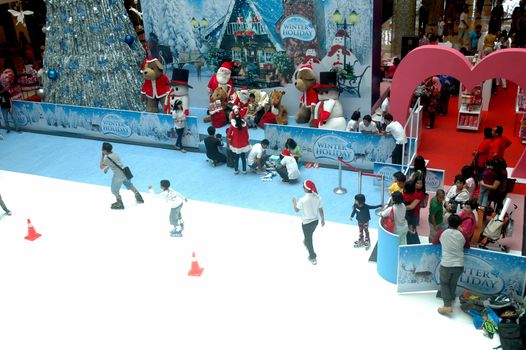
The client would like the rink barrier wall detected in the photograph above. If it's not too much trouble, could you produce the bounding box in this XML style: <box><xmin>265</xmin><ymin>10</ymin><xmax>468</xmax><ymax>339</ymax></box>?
<box><xmin>397</xmin><ymin>244</ymin><xmax>526</xmax><ymax>298</ymax></box>
<box><xmin>376</xmin><ymin>217</ymin><xmax>400</xmax><ymax>284</ymax></box>
<box><xmin>10</xmin><ymin>101</ymin><xmax>200</xmax><ymax>148</ymax></box>
<box><xmin>264</xmin><ymin>123</ymin><xmax>417</xmax><ymax>171</ymax></box>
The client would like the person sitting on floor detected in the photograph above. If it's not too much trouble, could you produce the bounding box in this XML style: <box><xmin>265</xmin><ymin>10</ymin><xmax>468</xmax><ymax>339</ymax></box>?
<box><xmin>247</xmin><ymin>139</ymin><xmax>270</xmax><ymax>174</ymax></box>
<box><xmin>277</xmin><ymin>149</ymin><xmax>300</xmax><ymax>183</ymax></box>
<box><xmin>204</xmin><ymin>126</ymin><xmax>226</xmax><ymax>167</ymax></box>
<box><xmin>285</xmin><ymin>138</ymin><xmax>302</xmax><ymax>165</ymax></box>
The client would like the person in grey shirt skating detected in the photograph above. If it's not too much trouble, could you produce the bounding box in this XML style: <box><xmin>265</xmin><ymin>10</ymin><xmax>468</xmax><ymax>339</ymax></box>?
<box><xmin>100</xmin><ymin>142</ymin><xmax>144</xmax><ymax>209</ymax></box>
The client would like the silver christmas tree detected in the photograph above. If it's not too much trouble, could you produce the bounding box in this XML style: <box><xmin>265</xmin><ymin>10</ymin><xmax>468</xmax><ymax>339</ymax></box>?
<box><xmin>42</xmin><ymin>0</ymin><xmax>145</xmax><ymax>111</ymax></box>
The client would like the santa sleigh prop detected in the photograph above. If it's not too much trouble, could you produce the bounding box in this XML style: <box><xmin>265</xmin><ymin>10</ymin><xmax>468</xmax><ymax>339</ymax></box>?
<box><xmin>336</xmin><ymin>60</ymin><xmax>370</xmax><ymax>98</ymax></box>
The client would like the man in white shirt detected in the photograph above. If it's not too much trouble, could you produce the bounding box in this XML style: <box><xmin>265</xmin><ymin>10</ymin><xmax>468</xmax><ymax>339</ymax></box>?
<box><xmin>247</xmin><ymin>139</ymin><xmax>269</xmax><ymax>173</ymax></box>
<box><xmin>381</xmin><ymin>92</ymin><xmax>390</xmax><ymax>117</ymax></box>
<box><xmin>277</xmin><ymin>149</ymin><xmax>300</xmax><ymax>183</ymax></box>
<box><xmin>382</xmin><ymin>114</ymin><xmax>407</xmax><ymax>164</ymax></box>
<box><xmin>458</xmin><ymin>4</ymin><xmax>469</xmax><ymax>48</ymax></box>
<box><xmin>292</xmin><ymin>180</ymin><xmax>325</xmax><ymax>265</ymax></box>
<box><xmin>358</xmin><ymin>115</ymin><xmax>378</xmax><ymax>134</ymax></box>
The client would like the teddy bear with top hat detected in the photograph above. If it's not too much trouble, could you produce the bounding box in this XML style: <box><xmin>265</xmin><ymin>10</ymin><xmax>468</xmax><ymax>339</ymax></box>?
<box><xmin>163</xmin><ymin>68</ymin><xmax>192</xmax><ymax>115</ymax></box>
<box><xmin>140</xmin><ymin>57</ymin><xmax>170</xmax><ymax>113</ymax></box>
<box><xmin>312</xmin><ymin>71</ymin><xmax>346</xmax><ymax>130</ymax></box>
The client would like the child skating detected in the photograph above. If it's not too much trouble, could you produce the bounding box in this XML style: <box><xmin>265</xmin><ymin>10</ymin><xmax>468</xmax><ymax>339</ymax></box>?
<box><xmin>148</xmin><ymin>180</ymin><xmax>187</xmax><ymax>237</ymax></box>
<box><xmin>350</xmin><ymin>194</ymin><xmax>382</xmax><ymax>250</ymax></box>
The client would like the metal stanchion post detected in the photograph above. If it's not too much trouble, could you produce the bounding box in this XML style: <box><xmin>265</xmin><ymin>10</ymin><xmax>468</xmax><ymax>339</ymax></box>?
<box><xmin>333</xmin><ymin>157</ymin><xmax>347</xmax><ymax>194</ymax></box>
<box><xmin>358</xmin><ymin>171</ymin><xmax>362</xmax><ymax>194</ymax></box>
<box><xmin>381</xmin><ymin>175</ymin><xmax>385</xmax><ymax>206</ymax></box>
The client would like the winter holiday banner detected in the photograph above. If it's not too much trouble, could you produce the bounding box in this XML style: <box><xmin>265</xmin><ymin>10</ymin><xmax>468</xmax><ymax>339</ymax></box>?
<box><xmin>397</xmin><ymin>244</ymin><xmax>526</xmax><ymax>299</ymax></box>
<box><xmin>264</xmin><ymin>124</ymin><xmax>398</xmax><ymax>170</ymax></box>
<box><xmin>11</xmin><ymin>101</ymin><xmax>199</xmax><ymax>148</ymax></box>
<box><xmin>373</xmin><ymin>162</ymin><xmax>445</xmax><ymax>193</ymax></box>
<box><xmin>141</xmin><ymin>0</ymin><xmax>374</xmax><ymax>114</ymax></box>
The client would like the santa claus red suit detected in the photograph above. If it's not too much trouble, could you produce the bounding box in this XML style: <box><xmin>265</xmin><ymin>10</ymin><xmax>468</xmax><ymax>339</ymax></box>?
<box><xmin>208</xmin><ymin>61</ymin><xmax>235</xmax><ymax>99</ymax></box>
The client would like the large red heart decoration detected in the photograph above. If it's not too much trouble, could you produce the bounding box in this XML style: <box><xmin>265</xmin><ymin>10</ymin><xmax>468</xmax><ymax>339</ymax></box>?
<box><xmin>390</xmin><ymin>46</ymin><xmax>526</xmax><ymax>123</ymax></box>
<box><xmin>390</xmin><ymin>46</ymin><xmax>526</xmax><ymax>177</ymax></box>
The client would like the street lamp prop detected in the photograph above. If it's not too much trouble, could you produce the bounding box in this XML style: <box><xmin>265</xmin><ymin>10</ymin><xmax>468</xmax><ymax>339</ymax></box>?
<box><xmin>332</xmin><ymin>9</ymin><xmax>359</xmax><ymax>70</ymax></box>
<box><xmin>191</xmin><ymin>17</ymin><xmax>208</xmax><ymax>47</ymax></box>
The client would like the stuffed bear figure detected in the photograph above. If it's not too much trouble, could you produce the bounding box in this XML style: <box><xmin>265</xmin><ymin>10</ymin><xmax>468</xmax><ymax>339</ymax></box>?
<box><xmin>141</xmin><ymin>57</ymin><xmax>170</xmax><ymax>113</ymax></box>
<box><xmin>208</xmin><ymin>61</ymin><xmax>234</xmax><ymax>100</ymax></box>
<box><xmin>312</xmin><ymin>72</ymin><xmax>346</xmax><ymax>130</ymax></box>
<box><xmin>163</xmin><ymin>68</ymin><xmax>192</xmax><ymax>115</ymax></box>
<box><xmin>294</xmin><ymin>64</ymin><xmax>318</xmax><ymax>124</ymax></box>
<box><xmin>204</xmin><ymin>86</ymin><xmax>229</xmax><ymax>128</ymax></box>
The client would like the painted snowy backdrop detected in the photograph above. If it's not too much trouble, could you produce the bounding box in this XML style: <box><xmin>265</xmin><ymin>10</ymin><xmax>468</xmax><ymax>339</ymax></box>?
<box><xmin>141</xmin><ymin>0</ymin><xmax>374</xmax><ymax>115</ymax></box>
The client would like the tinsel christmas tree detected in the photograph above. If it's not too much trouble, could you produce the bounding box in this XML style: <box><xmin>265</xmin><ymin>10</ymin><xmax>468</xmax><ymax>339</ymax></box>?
<box><xmin>42</xmin><ymin>0</ymin><xmax>145</xmax><ymax>111</ymax></box>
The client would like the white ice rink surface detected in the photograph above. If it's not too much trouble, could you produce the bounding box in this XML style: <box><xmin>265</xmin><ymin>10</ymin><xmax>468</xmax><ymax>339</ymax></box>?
<box><xmin>0</xmin><ymin>170</ymin><xmax>500</xmax><ymax>350</ymax></box>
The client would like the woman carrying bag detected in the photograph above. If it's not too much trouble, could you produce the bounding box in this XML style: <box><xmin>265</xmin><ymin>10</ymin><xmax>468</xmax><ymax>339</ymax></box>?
<box><xmin>381</xmin><ymin>191</ymin><xmax>409</xmax><ymax>245</ymax></box>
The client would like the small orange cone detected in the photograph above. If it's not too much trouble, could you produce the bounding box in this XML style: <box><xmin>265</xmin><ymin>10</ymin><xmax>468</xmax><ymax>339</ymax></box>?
<box><xmin>25</xmin><ymin>219</ymin><xmax>42</xmax><ymax>241</ymax></box>
<box><xmin>188</xmin><ymin>252</ymin><xmax>204</xmax><ymax>277</ymax></box>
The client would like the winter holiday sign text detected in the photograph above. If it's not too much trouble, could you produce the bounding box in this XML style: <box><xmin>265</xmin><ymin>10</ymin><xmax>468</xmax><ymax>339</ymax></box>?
<box><xmin>397</xmin><ymin>244</ymin><xmax>526</xmax><ymax>299</ymax></box>
<box><xmin>279</xmin><ymin>15</ymin><xmax>316</xmax><ymax>41</ymax></box>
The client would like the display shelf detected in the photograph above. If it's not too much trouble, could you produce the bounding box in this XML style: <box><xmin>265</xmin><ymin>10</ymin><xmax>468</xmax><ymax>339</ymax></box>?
<box><xmin>457</xmin><ymin>82</ymin><xmax>484</xmax><ymax>131</ymax></box>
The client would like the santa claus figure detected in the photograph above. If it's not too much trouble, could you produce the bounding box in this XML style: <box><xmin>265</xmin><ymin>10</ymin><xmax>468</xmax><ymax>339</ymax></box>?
<box><xmin>231</xmin><ymin>86</ymin><xmax>250</xmax><ymax>119</ymax></box>
<box><xmin>208</xmin><ymin>61</ymin><xmax>234</xmax><ymax>99</ymax></box>
<box><xmin>163</xmin><ymin>68</ymin><xmax>192</xmax><ymax>115</ymax></box>
<box><xmin>312</xmin><ymin>72</ymin><xmax>346</xmax><ymax>131</ymax></box>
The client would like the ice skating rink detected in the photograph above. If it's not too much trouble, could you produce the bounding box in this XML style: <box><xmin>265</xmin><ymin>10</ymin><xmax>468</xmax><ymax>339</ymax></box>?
<box><xmin>0</xmin><ymin>170</ymin><xmax>502</xmax><ymax>350</ymax></box>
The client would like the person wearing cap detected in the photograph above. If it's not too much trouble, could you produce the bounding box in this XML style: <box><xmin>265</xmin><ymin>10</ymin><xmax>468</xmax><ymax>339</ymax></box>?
<box><xmin>292</xmin><ymin>180</ymin><xmax>325</xmax><ymax>265</ymax></box>
<box><xmin>276</xmin><ymin>149</ymin><xmax>300</xmax><ymax>183</ymax></box>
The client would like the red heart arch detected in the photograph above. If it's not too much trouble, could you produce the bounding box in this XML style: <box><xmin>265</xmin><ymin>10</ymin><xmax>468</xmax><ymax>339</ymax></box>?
<box><xmin>390</xmin><ymin>46</ymin><xmax>526</xmax><ymax>177</ymax></box>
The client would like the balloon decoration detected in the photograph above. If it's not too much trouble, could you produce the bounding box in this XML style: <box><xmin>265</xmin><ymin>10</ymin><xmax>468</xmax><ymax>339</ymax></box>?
<box><xmin>47</xmin><ymin>69</ymin><xmax>58</xmax><ymax>80</ymax></box>
<box><xmin>124</xmin><ymin>34</ymin><xmax>134</xmax><ymax>45</ymax></box>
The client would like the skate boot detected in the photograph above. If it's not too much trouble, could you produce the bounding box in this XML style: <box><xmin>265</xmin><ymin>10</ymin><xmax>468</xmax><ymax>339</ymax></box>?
<box><xmin>111</xmin><ymin>199</ymin><xmax>124</xmax><ymax>210</ymax></box>
<box><xmin>354</xmin><ymin>239</ymin><xmax>365</xmax><ymax>248</ymax></box>
<box><xmin>178</xmin><ymin>219</ymin><xmax>184</xmax><ymax>230</ymax></box>
<box><xmin>364</xmin><ymin>239</ymin><xmax>371</xmax><ymax>250</ymax></box>
<box><xmin>170</xmin><ymin>226</ymin><xmax>183</xmax><ymax>237</ymax></box>
<box><xmin>135</xmin><ymin>192</ymin><xmax>144</xmax><ymax>204</ymax></box>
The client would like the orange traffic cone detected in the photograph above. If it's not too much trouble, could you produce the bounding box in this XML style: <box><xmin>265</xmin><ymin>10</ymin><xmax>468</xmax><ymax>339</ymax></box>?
<box><xmin>188</xmin><ymin>252</ymin><xmax>204</xmax><ymax>277</ymax></box>
<box><xmin>25</xmin><ymin>219</ymin><xmax>42</xmax><ymax>241</ymax></box>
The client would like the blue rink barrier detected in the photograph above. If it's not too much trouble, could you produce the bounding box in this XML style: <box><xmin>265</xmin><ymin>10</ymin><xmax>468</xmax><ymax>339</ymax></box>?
<box><xmin>10</xmin><ymin>100</ymin><xmax>200</xmax><ymax>148</ymax></box>
<box><xmin>377</xmin><ymin>217</ymin><xmax>400</xmax><ymax>284</ymax></box>
<box><xmin>264</xmin><ymin>123</ymin><xmax>416</xmax><ymax>170</ymax></box>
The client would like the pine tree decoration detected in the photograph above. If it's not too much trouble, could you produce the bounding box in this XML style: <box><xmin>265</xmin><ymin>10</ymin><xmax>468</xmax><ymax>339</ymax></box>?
<box><xmin>42</xmin><ymin>0</ymin><xmax>145</xmax><ymax>111</ymax></box>
<box><xmin>271</xmin><ymin>52</ymin><xmax>294</xmax><ymax>83</ymax></box>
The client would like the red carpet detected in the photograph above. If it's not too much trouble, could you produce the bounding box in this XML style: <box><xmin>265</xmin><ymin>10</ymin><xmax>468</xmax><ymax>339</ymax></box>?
<box><xmin>418</xmin><ymin>82</ymin><xmax>526</xmax><ymax>195</ymax></box>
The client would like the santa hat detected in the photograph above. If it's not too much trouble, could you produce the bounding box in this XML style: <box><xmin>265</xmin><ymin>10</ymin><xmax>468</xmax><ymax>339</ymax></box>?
<box><xmin>303</xmin><ymin>180</ymin><xmax>318</xmax><ymax>194</ymax></box>
<box><xmin>298</xmin><ymin>64</ymin><xmax>313</xmax><ymax>72</ymax></box>
<box><xmin>281</xmin><ymin>149</ymin><xmax>291</xmax><ymax>156</ymax></box>
<box><xmin>220</xmin><ymin>61</ymin><xmax>233</xmax><ymax>72</ymax></box>
<box><xmin>141</xmin><ymin>57</ymin><xmax>160</xmax><ymax>70</ymax></box>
